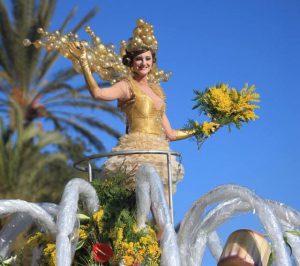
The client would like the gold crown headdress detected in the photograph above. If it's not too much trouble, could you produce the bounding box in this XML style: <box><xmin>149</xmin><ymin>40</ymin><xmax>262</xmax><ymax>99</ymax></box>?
<box><xmin>23</xmin><ymin>19</ymin><xmax>171</xmax><ymax>84</ymax></box>
<box><xmin>120</xmin><ymin>19</ymin><xmax>158</xmax><ymax>56</ymax></box>
<box><xmin>120</xmin><ymin>19</ymin><xmax>171</xmax><ymax>84</ymax></box>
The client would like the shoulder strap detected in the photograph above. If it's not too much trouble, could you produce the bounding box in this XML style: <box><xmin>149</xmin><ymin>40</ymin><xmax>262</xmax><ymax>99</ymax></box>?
<box><xmin>126</xmin><ymin>76</ymin><xmax>142</xmax><ymax>96</ymax></box>
<box><xmin>117</xmin><ymin>78</ymin><xmax>136</xmax><ymax>109</ymax></box>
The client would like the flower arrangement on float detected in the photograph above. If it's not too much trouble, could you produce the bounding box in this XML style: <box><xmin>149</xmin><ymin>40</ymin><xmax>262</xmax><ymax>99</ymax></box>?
<box><xmin>20</xmin><ymin>172</ymin><xmax>160</xmax><ymax>266</ymax></box>
<box><xmin>10</xmin><ymin>84</ymin><xmax>260</xmax><ymax>265</ymax></box>
<box><xmin>187</xmin><ymin>83</ymin><xmax>260</xmax><ymax>147</ymax></box>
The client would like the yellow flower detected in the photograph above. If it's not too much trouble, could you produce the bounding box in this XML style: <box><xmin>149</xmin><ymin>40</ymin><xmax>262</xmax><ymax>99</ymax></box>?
<box><xmin>192</xmin><ymin>83</ymin><xmax>260</xmax><ymax>136</ymax></box>
<box><xmin>43</xmin><ymin>243</ymin><xmax>56</xmax><ymax>266</ymax></box>
<box><xmin>241</xmin><ymin>110</ymin><xmax>258</xmax><ymax>121</ymax></box>
<box><xmin>132</xmin><ymin>224</ymin><xmax>138</xmax><ymax>233</ymax></box>
<box><xmin>206</xmin><ymin>84</ymin><xmax>233</xmax><ymax>114</ymax></box>
<box><xmin>26</xmin><ymin>232</ymin><xmax>51</xmax><ymax>248</ymax></box>
<box><xmin>112</xmin><ymin>224</ymin><xmax>160</xmax><ymax>265</ymax></box>
<box><xmin>122</xmin><ymin>255</ymin><xmax>135</xmax><ymax>265</ymax></box>
<box><xmin>122</xmin><ymin>241</ymin><xmax>134</xmax><ymax>255</ymax></box>
<box><xmin>26</xmin><ymin>232</ymin><xmax>44</xmax><ymax>247</ymax></box>
<box><xmin>202</xmin><ymin>121</ymin><xmax>219</xmax><ymax>136</ymax></box>
<box><xmin>148</xmin><ymin>244</ymin><xmax>160</xmax><ymax>258</ymax></box>
<box><xmin>78</xmin><ymin>226</ymin><xmax>89</xmax><ymax>240</ymax></box>
<box><xmin>117</xmin><ymin>227</ymin><xmax>124</xmax><ymax>241</ymax></box>
<box><xmin>147</xmin><ymin>226</ymin><xmax>157</xmax><ymax>238</ymax></box>
<box><xmin>93</xmin><ymin>208</ymin><xmax>104</xmax><ymax>224</ymax></box>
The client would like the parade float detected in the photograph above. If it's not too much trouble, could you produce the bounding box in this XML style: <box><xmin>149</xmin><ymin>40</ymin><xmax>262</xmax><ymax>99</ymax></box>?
<box><xmin>0</xmin><ymin>18</ymin><xmax>299</xmax><ymax>266</ymax></box>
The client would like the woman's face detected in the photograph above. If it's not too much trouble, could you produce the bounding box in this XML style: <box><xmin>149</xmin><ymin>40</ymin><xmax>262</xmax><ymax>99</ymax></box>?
<box><xmin>132</xmin><ymin>50</ymin><xmax>153</xmax><ymax>78</ymax></box>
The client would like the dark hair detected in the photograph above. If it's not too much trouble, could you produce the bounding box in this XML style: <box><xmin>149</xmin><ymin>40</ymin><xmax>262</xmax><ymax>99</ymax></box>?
<box><xmin>122</xmin><ymin>49</ymin><xmax>156</xmax><ymax>67</ymax></box>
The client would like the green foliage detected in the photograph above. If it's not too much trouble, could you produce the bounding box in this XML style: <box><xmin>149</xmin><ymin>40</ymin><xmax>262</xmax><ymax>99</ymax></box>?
<box><xmin>0</xmin><ymin>0</ymin><xmax>122</xmax><ymax>153</ymax></box>
<box><xmin>0</xmin><ymin>101</ymin><xmax>68</xmax><ymax>200</ymax></box>
<box><xmin>71</xmin><ymin>171</ymin><xmax>137</xmax><ymax>265</ymax></box>
<box><xmin>16</xmin><ymin>171</ymin><xmax>159</xmax><ymax>265</ymax></box>
<box><xmin>92</xmin><ymin>170</ymin><xmax>136</xmax><ymax>240</ymax></box>
<box><xmin>73</xmin><ymin>171</ymin><xmax>160</xmax><ymax>265</ymax></box>
<box><xmin>0</xmin><ymin>0</ymin><xmax>122</xmax><ymax>202</ymax></box>
<box><xmin>184</xmin><ymin>119</ymin><xmax>208</xmax><ymax>148</ymax></box>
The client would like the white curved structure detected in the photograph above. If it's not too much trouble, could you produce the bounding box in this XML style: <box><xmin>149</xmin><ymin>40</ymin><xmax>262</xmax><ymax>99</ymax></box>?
<box><xmin>178</xmin><ymin>185</ymin><xmax>292</xmax><ymax>266</ymax></box>
<box><xmin>136</xmin><ymin>164</ymin><xmax>181</xmax><ymax>266</ymax></box>
<box><xmin>0</xmin><ymin>203</ymin><xmax>58</xmax><ymax>259</ymax></box>
<box><xmin>0</xmin><ymin>165</ymin><xmax>300</xmax><ymax>266</ymax></box>
<box><xmin>56</xmin><ymin>178</ymin><xmax>99</xmax><ymax>266</ymax></box>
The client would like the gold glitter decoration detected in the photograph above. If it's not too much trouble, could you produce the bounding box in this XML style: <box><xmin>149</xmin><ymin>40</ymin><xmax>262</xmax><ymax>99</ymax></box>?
<box><xmin>23</xmin><ymin>19</ymin><xmax>171</xmax><ymax>84</ymax></box>
<box><xmin>122</xmin><ymin>18</ymin><xmax>158</xmax><ymax>53</ymax></box>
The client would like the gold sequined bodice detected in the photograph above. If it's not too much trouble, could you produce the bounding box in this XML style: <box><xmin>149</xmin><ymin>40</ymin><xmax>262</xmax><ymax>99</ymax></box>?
<box><xmin>119</xmin><ymin>78</ymin><xmax>166</xmax><ymax>135</ymax></box>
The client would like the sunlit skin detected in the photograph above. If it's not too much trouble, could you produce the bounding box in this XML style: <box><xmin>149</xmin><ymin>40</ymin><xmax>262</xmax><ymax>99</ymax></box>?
<box><xmin>67</xmin><ymin>42</ymin><xmax>181</xmax><ymax>140</ymax></box>
<box><xmin>131</xmin><ymin>51</ymin><xmax>153</xmax><ymax>81</ymax></box>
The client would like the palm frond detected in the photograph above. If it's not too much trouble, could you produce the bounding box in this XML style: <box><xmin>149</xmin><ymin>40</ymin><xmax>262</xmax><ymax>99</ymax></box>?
<box><xmin>42</xmin><ymin>110</ymin><xmax>63</xmax><ymax>130</ymax></box>
<box><xmin>25</xmin><ymin>0</ymin><xmax>58</xmax><ymax>85</ymax></box>
<box><xmin>9</xmin><ymin>98</ymin><xmax>24</xmax><ymax>136</ymax></box>
<box><xmin>81</xmin><ymin>116</ymin><xmax>121</xmax><ymax>139</ymax></box>
<box><xmin>12</xmin><ymin>0</ymin><xmax>34</xmax><ymax>33</ymax></box>
<box><xmin>0</xmin><ymin>70</ymin><xmax>13</xmax><ymax>83</ymax></box>
<box><xmin>39</xmin><ymin>84</ymin><xmax>109</xmax><ymax>101</ymax></box>
<box><xmin>0</xmin><ymin>101</ymin><xmax>68</xmax><ymax>191</ymax></box>
<box><xmin>36</xmin><ymin>0</ymin><xmax>57</xmax><ymax>30</ymax></box>
<box><xmin>0</xmin><ymin>51</ymin><xmax>13</xmax><ymax>82</ymax></box>
<box><xmin>52</xmin><ymin>116</ymin><xmax>106</xmax><ymax>151</ymax></box>
<box><xmin>51</xmin><ymin>67</ymin><xmax>78</xmax><ymax>84</ymax></box>
<box><xmin>36</xmin><ymin>131</ymin><xmax>65</xmax><ymax>149</ymax></box>
<box><xmin>8</xmin><ymin>100</ymin><xmax>25</xmax><ymax>182</ymax></box>
<box><xmin>43</xmin><ymin>89</ymin><xmax>82</xmax><ymax>104</ymax></box>
<box><xmin>19</xmin><ymin>123</ymin><xmax>39</xmax><ymax>143</ymax></box>
<box><xmin>55</xmin><ymin>110</ymin><xmax>121</xmax><ymax>139</ymax></box>
<box><xmin>34</xmin><ymin>50</ymin><xmax>61</xmax><ymax>88</ymax></box>
<box><xmin>11</xmin><ymin>0</ymin><xmax>37</xmax><ymax>89</ymax></box>
<box><xmin>0</xmin><ymin>117</ymin><xmax>6</xmax><ymax>178</ymax></box>
<box><xmin>0</xmin><ymin>0</ymin><xmax>15</xmax><ymax>80</ymax></box>
<box><xmin>0</xmin><ymin>0</ymin><xmax>117</xmax><ymax>202</ymax></box>
<box><xmin>40</xmin><ymin>82</ymin><xmax>77</xmax><ymax>96</ymax></box>
<box><xmin>21</xmin><ymin>152</ymin><xmax>66</xmax><ymax>185</ymax></box>
<box><xmin>34</xmin><ymin>6</ymin><xmax>98</xmax><ymax>87</ymax></box>
<box><xmin>70</xmin><ymin>7</ymin><xmax>99</xmax><ymax>33</ymax></box>
<box><xmin>58</xmin><ymin>6</ymin><xmax>78</xmax><ymax>32</ymax></box>
<box><xmin>47</xmin><ymin>100</ymin><xmax>124</xmax><ymax>120</ymax></box>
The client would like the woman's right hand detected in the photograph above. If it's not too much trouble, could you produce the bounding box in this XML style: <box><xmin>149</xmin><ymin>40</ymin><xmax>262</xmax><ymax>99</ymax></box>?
<box><xmin>67</xmin><ymin>41</ymin><xmax>87</xmax><ymax>62</ymax></box>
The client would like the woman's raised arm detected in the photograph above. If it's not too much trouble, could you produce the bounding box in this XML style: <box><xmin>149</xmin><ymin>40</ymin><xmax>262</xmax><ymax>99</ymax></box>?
<box><xmin>68</xmin><ymin>42</ymin><xmax>130</xmax><ymax>101</ymax></box>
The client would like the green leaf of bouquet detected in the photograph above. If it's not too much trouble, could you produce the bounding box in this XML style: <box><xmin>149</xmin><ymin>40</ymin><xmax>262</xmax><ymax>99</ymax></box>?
<box><xmin>76</xmin><ymin>239</ymin><xmax>86</xmax><ymax>251</ymax></box>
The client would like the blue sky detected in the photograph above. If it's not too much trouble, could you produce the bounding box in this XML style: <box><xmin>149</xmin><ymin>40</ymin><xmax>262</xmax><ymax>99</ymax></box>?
<box><xmin>51</xmin><ymin>0</ymin><xmax>300</xmax><ymax>263</ymax></box>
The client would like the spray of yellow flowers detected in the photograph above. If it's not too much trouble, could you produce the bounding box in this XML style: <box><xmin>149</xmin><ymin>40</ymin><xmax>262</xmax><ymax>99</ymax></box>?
<box><xmin>187</xmin><ymin>83</ymin><xmax>260</xmax><ymax>147</ymax></box>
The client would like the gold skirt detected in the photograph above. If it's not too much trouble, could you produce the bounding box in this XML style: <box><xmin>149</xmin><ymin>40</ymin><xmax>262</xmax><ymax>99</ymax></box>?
<box><xmin>102</xmin><ymin>132</ymin><xmax>184</xmax><ymax>193</ymax></box>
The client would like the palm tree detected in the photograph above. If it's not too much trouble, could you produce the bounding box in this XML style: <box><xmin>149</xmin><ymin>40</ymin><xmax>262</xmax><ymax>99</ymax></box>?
<box><xmin>0</xmin><ymin>0</ymin><xmax>122</xmax><ymax>152</ymax></box>
<box><xmin>0</xmin><ymin>99</ymin><xmax>68</xmax><ymax>200</ymax></box>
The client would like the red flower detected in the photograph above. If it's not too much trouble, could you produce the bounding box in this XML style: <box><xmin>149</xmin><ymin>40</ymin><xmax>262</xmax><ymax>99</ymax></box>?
<box><xmin>92</xmin><ymin>242</ymin><xmax>113</xmax><ymax>263</ymax></box>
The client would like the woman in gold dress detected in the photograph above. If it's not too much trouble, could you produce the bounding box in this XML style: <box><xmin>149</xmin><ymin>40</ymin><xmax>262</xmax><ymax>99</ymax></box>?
<box><xmin>68</xmin><ymin>20</ymin><xmax>194</xmax><ymax>196</ymax></box>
